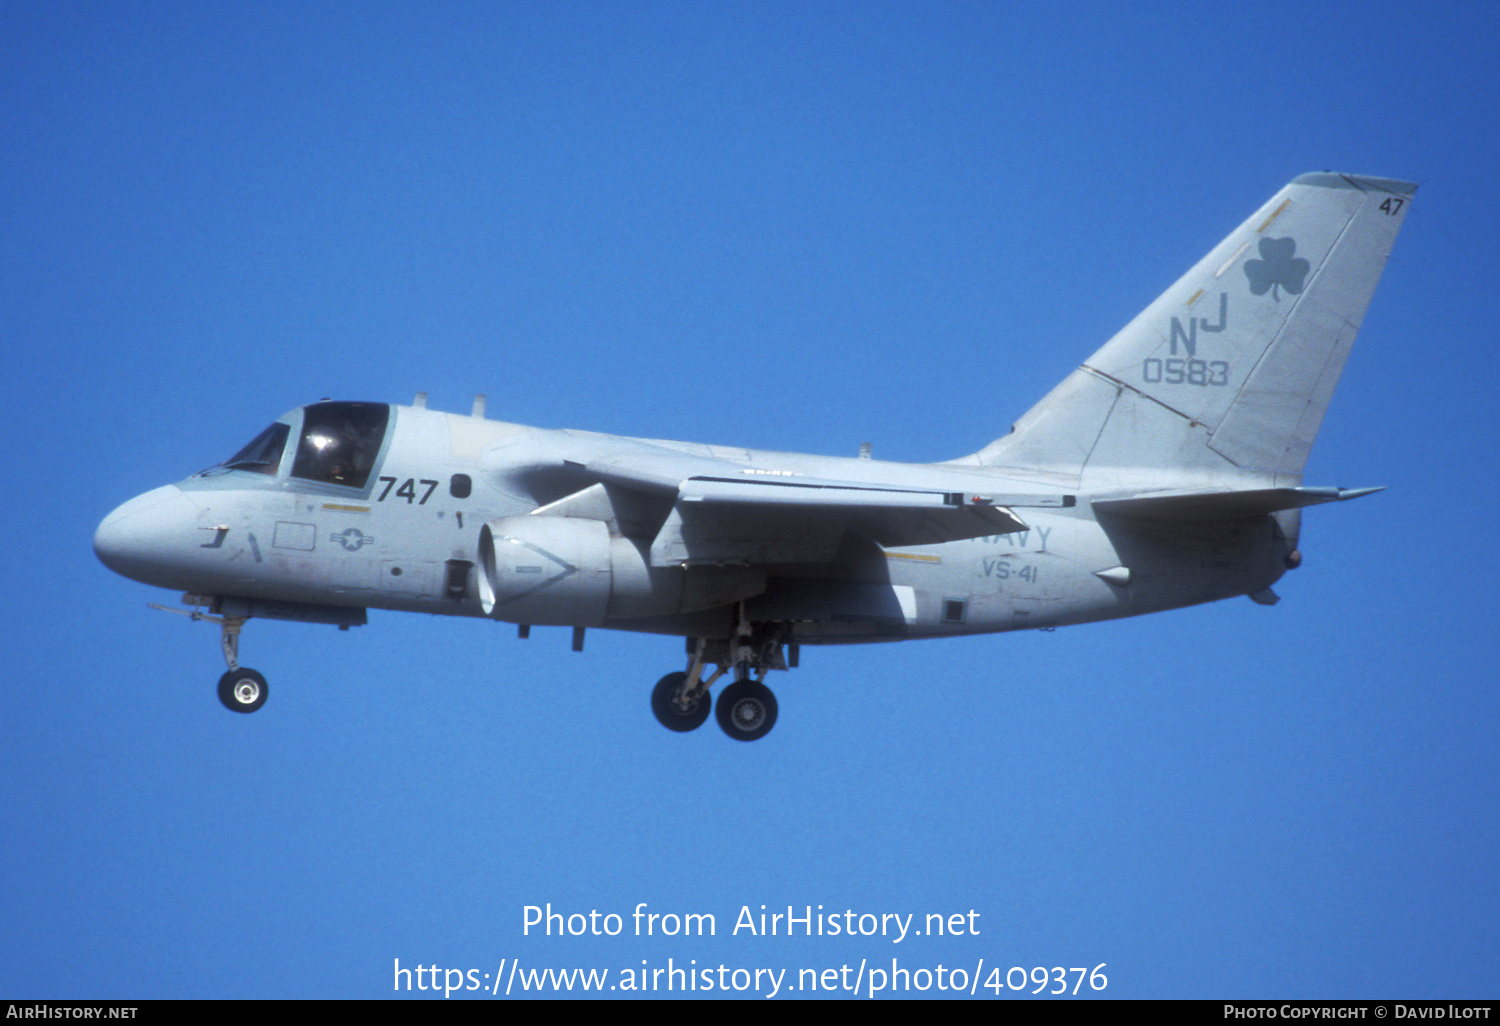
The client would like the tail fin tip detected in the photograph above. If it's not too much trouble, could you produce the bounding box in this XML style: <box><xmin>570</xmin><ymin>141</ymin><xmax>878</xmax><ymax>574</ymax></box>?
<box><xmin>1291</xmin><ymin>171</ymin><xmax>1417</xmax><ymax>196</ymax></box>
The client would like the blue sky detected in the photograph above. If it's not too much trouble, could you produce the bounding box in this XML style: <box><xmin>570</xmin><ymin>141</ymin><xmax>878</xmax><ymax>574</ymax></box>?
<box><xmin>4</xmin><ymin>0</ymin><xmax>1498</xmax><ymax>999</ymax></box>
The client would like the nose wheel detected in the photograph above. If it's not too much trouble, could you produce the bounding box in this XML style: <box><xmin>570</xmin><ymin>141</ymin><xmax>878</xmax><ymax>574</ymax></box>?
<box><xmin>218</xmin><ymin>668</ymin><xmax>268</xmax><ymax>713</ymax></box>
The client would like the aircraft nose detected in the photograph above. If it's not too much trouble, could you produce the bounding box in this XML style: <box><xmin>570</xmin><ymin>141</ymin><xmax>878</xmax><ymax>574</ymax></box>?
<box><xmin>94</xmin><ymin>485</ymin><xmax>196</xmax><ymax>585</ymax></box>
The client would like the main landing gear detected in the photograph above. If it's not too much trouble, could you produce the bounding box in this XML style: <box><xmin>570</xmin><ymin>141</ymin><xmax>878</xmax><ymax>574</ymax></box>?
<box><xmin>650</xmin><ymin>620</ymin><xmax>792</xmax><ymax>742</ymax></box>
<box><xmin>150</xmin><ymin>597</ymin><xmax>268</xmax><ymax>713</ymax></box>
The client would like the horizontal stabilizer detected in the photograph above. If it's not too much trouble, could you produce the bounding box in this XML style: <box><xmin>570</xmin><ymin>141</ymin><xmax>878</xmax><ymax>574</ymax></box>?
<box><xmin>1092</xmin><ymin>486</ymin><xmax>1383</xmax><ymax>522</ymax></box>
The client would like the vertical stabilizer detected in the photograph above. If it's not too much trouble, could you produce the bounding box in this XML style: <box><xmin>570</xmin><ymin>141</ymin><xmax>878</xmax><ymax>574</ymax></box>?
<box><xmin>965</xmin><ymin>173</ymin><xmax>1414</xmax><ymax>487</ymax></box>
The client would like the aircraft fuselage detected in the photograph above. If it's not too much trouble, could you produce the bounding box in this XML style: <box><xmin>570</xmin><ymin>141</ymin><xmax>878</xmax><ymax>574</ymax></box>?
<box><xmin>96</xmin><ymin>401</ymin><xmax>1289</xmax><ymax>644</ymax></box>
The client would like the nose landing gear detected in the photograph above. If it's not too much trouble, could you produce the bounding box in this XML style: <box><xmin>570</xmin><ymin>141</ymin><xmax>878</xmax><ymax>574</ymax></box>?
<box><xmin>150</xmin><ymin>596</ymin><xmax>268</xmax><ymax>713</ymax></box>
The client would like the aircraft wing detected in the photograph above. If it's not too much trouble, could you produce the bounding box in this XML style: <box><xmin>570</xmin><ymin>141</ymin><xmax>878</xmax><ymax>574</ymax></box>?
<box><xmin>653</xmin><ymin>479</ymin><xmax>1030</xmax><ymax>566</ymax></box>
<box><xmin>530</xmin><ymin>438</ymin><xmax>1065</xmax><ymax>565</ymax></box>
<box><xmin>673</xmin><ymin>473</ymin><xmax>1034</xmax><ymax>558</ymax></box>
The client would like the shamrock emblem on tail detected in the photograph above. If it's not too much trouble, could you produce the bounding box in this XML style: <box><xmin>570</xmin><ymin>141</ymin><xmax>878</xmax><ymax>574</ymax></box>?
<box><xmin>1244</xmin><ymin>237</ymin><xmax>1309</xmax><ymax>301</ymax></box>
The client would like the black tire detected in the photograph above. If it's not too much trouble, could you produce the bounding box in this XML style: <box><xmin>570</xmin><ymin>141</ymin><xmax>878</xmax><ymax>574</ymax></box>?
<box><xmin>715</xmin><ymin>679</ymin><xmax>778</xmax><ymax>742</ymax></box>
<box><xmin>218</xmin><ymin>668</ymin><xmax>268</xmax><ymax>713</ymax></box>
<box><xmin>651</xmin><ymin>672</ymin><xmax>711</xmax><ymax>732</ymax></box>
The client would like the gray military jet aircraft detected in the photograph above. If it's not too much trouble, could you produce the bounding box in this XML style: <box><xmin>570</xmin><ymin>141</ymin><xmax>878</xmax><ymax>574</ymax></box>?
<box><xmin>95</xmin><ymin>172</ymin><xmax>1414</xmax><ymax>740</ymax></box>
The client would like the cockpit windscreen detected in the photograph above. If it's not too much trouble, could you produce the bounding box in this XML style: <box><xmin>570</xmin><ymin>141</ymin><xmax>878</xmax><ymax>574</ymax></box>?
<box><xmin>219</xmin><ymin>422</ymin><xmax>290</xmax><ymax>476</ymax></box>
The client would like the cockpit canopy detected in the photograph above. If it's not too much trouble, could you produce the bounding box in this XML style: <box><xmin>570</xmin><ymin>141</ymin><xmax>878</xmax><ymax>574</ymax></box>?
<box><xmin>209</xmin><ymin>401</ymin><xmax>391</xmax><ymax>489</ymax></box>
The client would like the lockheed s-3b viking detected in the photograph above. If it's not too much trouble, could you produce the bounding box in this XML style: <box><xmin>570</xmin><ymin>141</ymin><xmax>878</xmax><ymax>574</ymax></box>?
<box><xmin>94</xmin><ymin>172</ymin><xmax>1414</xmax><ymax>741</ymax></box>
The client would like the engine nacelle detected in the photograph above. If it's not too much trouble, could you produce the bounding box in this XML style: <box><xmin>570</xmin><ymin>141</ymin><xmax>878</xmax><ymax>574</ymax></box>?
<box><xmin>477</xmin><ymin>516</ymin><xmax>764</xmax><ymax>626</ymax></box>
